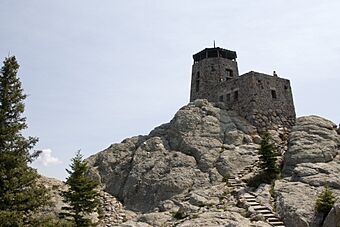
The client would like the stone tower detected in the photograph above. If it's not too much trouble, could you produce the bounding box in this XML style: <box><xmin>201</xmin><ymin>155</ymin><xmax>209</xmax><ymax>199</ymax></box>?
<box><xmin>190</xmin><ymin>47</ymin><xmax>239</xmax><ymax>102</ymax></box>
<box><xmin>190</xmin><ymin>47</ymin><xmax>296</xmax><ymax>131</ymax></box>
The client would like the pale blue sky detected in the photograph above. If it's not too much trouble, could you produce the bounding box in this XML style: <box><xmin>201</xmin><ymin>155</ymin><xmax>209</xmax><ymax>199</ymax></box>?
<box><xmin>1</xmin><ymin>1</ymin><xmax>339</xmax><ymax>179</ymax></box>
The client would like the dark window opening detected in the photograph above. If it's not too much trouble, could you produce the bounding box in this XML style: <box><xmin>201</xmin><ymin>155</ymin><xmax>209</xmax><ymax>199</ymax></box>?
<box><xmin>207</xmin><ymin>50</ymin><xmax>218</xmax><ymax>58</ymax></box>
<box><xmin>234</xmin><ymin>91</ymin><xmax>238</xmax><ymax>101</ymax></box>
<box><xmin>195</xmin><ymin>80</ymin><xmax>200</xmax><ymax>92</ymax></box>
<box><xmin>196</xmin><ymin>71</ymin><xmax>200</xmax><ymax>79</ymax></box>
<box><xmin>284</xmin><ymin>85</ymin><xmax>288</xmax><ymax>90</ymax></box>
<box><xmin>226</xmin><ymin>93</ymin><xmax>231</xmax><ymax>102</ymax></box>
<box><xmin>225</xmin><ymin>69</ymin><xmax>233</xmax><ymax>78</ymax></box>
<box><xmin>219</xmin><ymin>95</ymin><xmax>224</xmax><ymax>102</ymax></box>
<box><xmin>271</xmin><ymin>90</ymin><xmax>277</xmax><ymax>99</ymax></box>
<box><xmin>211</xmin><ymin>66</ymin><xmax>216</xmax><ymax>72</ymax></box>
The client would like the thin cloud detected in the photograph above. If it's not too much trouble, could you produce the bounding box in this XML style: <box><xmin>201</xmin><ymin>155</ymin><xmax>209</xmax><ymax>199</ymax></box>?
<box><xmin>36</xmin><ymin>149</ymin><xmax>62</xmax><ymax>166</ymax></box>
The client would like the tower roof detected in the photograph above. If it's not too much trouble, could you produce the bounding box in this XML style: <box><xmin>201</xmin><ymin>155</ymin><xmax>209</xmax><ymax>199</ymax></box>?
<box><xmin>193</xmin><ymin>47</ymin><xmax>237</xmax><ymax>62</ymax></box>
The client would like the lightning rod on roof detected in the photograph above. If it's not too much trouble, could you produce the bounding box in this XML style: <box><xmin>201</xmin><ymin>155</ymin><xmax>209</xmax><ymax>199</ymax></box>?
<box><xmin>214</xmin><ymin>40</ymin><xmax>216</xmax><ymax>48</ymax></box>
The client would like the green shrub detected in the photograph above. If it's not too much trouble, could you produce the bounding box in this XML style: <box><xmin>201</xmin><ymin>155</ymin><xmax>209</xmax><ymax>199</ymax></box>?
<box><xmin>0</xmin><ymin>211</ymin><xmax>23</xmax><ymax>227</ymax></box>
<box><xmin>258</xmin><ymin>132</ymin><xmax>279</xmax><ymax>179</ymax></box>
<box><xmin>222</xmin><ymin>173</ymin><xmax>230</xmax><ymax>183</ymax></box>
<box><xmin>173</xmin><ymin>210</ymin><xmax>187</xmax><ymax>220</ymax></box>
<box><xmin>316</xmin><ymin>186</ymin><xmax>336</xmax><ymax>215</ymax></box>
<box><xmin>245</xmin><ymin>132</ymin><xmax>281</xmax><ymax>188</ymax></box>
<box><xmin>30</xmin><ymin>214</ymin><xmax>74</xmax><ymax>227</ymax></box>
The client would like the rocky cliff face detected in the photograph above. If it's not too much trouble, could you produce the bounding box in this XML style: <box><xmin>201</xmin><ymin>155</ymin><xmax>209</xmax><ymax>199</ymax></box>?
<box><xmin>85</xmin><ymin>100</ymin><xmax>339</xmax><ymax>227</ymax></box>
<box><xmin>86</xmin><ymin>100</ymin><xmax>260</xmax><ymax>212</ymax></box>
<box><xmin>275</xmin><ymin>116</ymin><xmax>340</xmax><ymax>227</ymax></box>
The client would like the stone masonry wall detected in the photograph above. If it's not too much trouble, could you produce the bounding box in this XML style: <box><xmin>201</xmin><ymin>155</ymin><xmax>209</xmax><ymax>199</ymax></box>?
<box><xmin>215</xmin><ymin>71</ymin><xmax>296</xmax><ymax>131</ymax></box>
<box><xmin>190</xmin><ymin>57</ymin><xmax>239</xmax><ymax>102</ymax></box>
<box><xmin>249</xmin><ymin>72</ymin><xmax>296</xmax><ymax>131</ymax></box>
<box><xmin>189</xmin><ymin>51</ymin><xmax>296</xmax><ymax>132</ymax></box>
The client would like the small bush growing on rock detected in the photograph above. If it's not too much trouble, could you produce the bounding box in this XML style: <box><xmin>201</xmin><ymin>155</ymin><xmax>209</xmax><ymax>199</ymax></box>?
<box><xmin>315</xmin><ymin>186</ymin><xmax>336</xmax><ymax>216</ymax></box>
<box><xmin>173</xmin><ymin>210</ymin><xmax>187</xmax><ymax>220</ymax></box>
<box><xmin>222</xmin><ymin>173</ymin><xmax>230</xmax><ymax>183</ymax></box>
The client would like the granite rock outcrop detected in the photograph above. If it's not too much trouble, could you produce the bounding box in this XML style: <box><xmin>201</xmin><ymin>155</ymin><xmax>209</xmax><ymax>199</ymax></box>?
<box><xmin>83</xmin><ymin>101</ymin><xmax>339</xmax><ymax>226</ymax></box>
<box><xmin>275</xmin><ymin>116</ymin><xmax>340</xmax><ymax>227</ymax></box>
<box><xmin>86</xmin><ymin>100</ymin><xmax>260</xmax><ymax>212</ymax></box>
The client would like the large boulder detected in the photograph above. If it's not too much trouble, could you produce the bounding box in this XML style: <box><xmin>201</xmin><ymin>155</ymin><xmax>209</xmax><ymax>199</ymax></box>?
<box><xmin>86</xmin><ymin>100</ymin><xmax>258</xmax><ymax>212</ymax></box>
<box><xmin>174</xmin><ymin>211</ymin><xmax>271</xmax><ymax>227</ymax></box>
<box><xmin>274</xmin><ymin>180</ymin><xmax>323</xmax><ymax>227</ymax></box>
<box><xmin>322</xmin><ymin>203</ymin><xmax>340</xmax><ymax>227</ymax></box>
<box><xmin>276</xmin><ymin>116</ymin><xmax>340</xmax><ymax>227</ymax></box>
<box><xmin>282</xmin><ymin>115</ymin><xmax>339</xmax><ymax>175</ymax></box>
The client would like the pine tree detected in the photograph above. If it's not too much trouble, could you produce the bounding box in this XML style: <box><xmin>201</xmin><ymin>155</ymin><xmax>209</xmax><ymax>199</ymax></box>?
<box><xmin>258</xmin><ymin>132</ymin><xmax>279</xmax><ymax>180</ymax></box>
<box><xmin>316</xmin><ymin>186</ymin><xmax>336</xmax><ymax>215</ymax></box>
<box><xmin>0</xmin><ymin>56</ymin><xmax>48</xmax><ymax>225</ymax></box>
<box><xmin>61</xmin><ymin>151</ymin><xmax>100</xmax><ymax>226</ymax></box>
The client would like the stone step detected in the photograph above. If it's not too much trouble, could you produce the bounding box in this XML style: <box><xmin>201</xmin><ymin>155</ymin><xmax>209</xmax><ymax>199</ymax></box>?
<box><xmin>245</xmin><ymin>198</ymin><xmax>257</xmax><ymax>202</ymax></box>
<box><xmin>230</xmin><ymin>184</ymin><xmax>244</xmax><ymax>187</ymax></box>
<box><xmin>228</xmin><ymin>179</ymin><xmax>238</xmax><ymax>183</ymax></box>
<box><xmin>257</xmin><ymin>209</ymin><xmax>273</xmax><ymax>214</ymax></box>
<box><xmin>269</xmin><ymin>221</ymin><xmax>285</xmax><ymax>226</ymax></box>
<box><xmin>246</xmin><ymin>200</ymin><xmax>258</xmax><ymax>204</ymax></box>
<box><xmin>247</xmin><ymin>202</ymin><xmax>260</xmax><ymax>206</ymax></box>
<box><xmin>267</xmin><ymin>217</ymin><xmax>280</xmax><ymax>222</ymax></box>
<box><xmin>230</xmin><ymin>182</ymin><xmax>244</xmax><ymax>185</ymax></box>
<box><xmin>262</xmin><ymin>213</ymin><xmax>277</xmax><ymax>218</ymax></box>
<box><xmin>243</xmin><ymin>195</ymin><xmax>256</xmax><ymax>199</ymax></box>
<box><xmin>252</xmin><ymin>205</ymin><xmax>269</xmax><ymax>210</ymax></box>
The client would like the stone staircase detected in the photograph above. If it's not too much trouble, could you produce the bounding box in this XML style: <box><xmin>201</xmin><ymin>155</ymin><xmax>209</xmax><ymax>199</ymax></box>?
<box><xmin>227</xmin><ymin>164</ymin><xmax>286</xmax><ymax>227</ymax></box>
<box><xmin>241</xmin><ymin>193</ymin><xmax>285</xmax><ymax>227</ymax></box>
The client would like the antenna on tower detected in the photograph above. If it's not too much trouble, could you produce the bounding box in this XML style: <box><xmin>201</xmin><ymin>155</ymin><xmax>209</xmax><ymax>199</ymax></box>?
<box><xmin>213</xmin><ymin>40</ymin><xmax>216</xmax><ymax>48</ymax></box>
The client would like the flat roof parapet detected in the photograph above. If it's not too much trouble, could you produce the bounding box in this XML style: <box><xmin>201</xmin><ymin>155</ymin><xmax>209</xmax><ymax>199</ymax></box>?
<box><xmin>193</xmin><ymin>47</ymin><xmax>237</xmax><ymax>62</ymax></box>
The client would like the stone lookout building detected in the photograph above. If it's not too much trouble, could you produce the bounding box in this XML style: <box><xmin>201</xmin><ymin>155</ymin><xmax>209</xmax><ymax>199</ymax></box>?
<box><xmin>190</xmin><ymin>47</ymin><xmax>296</xmax><ymax>131</ymax></box>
